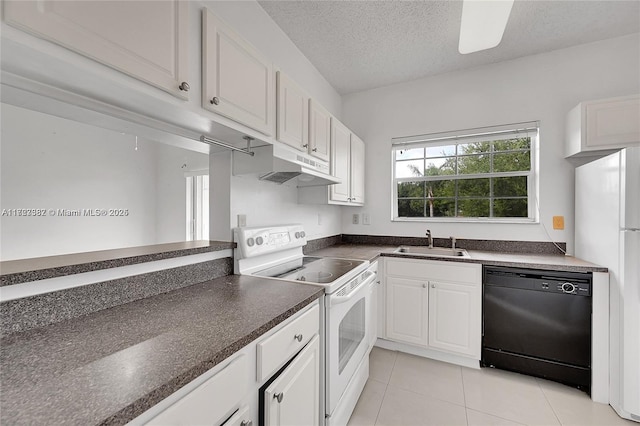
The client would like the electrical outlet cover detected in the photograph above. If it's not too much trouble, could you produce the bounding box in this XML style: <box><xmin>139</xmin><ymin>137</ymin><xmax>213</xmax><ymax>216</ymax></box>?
<box><xmin>352</xmin><ymin>213</ymin><xmax>359</xmax><ymax>225</ymax></box>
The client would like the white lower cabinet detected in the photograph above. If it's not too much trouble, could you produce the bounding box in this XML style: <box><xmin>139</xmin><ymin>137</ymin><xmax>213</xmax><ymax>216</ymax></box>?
<box><xmin>383</xmin><ymin>258</ymin><xmax>481</xmax><ymax>359</ymax></box>
<box><xmin>264</xmin><ymin>335</ymin><xmax>320</xmax><ymax>426</ymax></box>
<box><xmin>386</xmin><ymin>277</ymin><xmax>428</xmax><ymax>347</ymax></box>
<box><xmin>428</xmin><ymin>280</ymin><xmax>481</xmax><ymax>358</ymax></box>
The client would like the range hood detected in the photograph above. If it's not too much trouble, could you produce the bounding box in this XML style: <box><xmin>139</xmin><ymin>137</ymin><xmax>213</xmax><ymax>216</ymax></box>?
<box><xmin>233</xmin><ymin>143</ymin><xmax>341</xmax><ymax>187</ymax></box>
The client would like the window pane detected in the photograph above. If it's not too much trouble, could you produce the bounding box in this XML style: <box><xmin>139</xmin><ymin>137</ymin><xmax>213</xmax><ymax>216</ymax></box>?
<box><xmin>458</xmin><ymin>178</ymin><xmax>490</xmax><ymax>197</ymax></box>
<box><xmin>426</xmin><ymin>180</ymin><xmax>455</xmax><ymax>198</ymax></box>
<box><xmin>396</xmin><ymin>159</ymin><xmax>424</xmax><ymax>178</ymax></box>
<box><xmin>398</xmin><ymin>199</ymin><xmax>424</xmax><ymax>217</ymax></box>
<box><xmin>493</xmin><ymin>198</ymin><xmax>528</xmax><ymax>217</ymax></box>
<box><xmin>425</xmin><ymin>145</ymin><xmax>455</xmax><ymax>158</ymax></box>
<box><xmin>458</xmin><ymin>142</ymin><xmax>491</xmax><ymax>155</ymax></box>
<box><xmin>493</xmin><ymin>138</ymin><xmax>531</xmax><ymax>152</ymax></box>
<box><xmin>493</xmin><ymin>151</ymin><xmax>530</xmax><ymax>172</ymax></box>
<box><xmin>494</xmin><ymin>176</ymin><xmax>528</xmax><ymax>197</ymax></box>
<box><xmin>425</xmin><ymin>158</ymin><xmax>455</xmax><ymax>176</ymax></box>
<box><xmin>398</xmin><ymin>181</ymin><xmax>424</xmax><ymax>198</ymax></box>
<box><xmin>395</xmin><ymin>147</ymin><xmax>423</xmax><ymax>160</ymax></box>
<box><xmin>427</xmin><ymin>198</ymin><xmax>456</xmax><ymax>217</ymax></box>
<box><xmin>457</xmin><ymin>199</ymin><xmax>490</xmax><ymax>217</ymax></box>
<box><xmin>458</xmin><ymin>154</ymin><xmax>490</xmax><ymax>174</ymax></box>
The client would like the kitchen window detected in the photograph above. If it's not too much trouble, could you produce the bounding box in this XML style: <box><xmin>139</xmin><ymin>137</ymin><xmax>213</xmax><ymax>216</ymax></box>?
<box><xmin>392</xmin><ymin>122</ymin><xmax>538</xmax><ymax>222</ymax></box>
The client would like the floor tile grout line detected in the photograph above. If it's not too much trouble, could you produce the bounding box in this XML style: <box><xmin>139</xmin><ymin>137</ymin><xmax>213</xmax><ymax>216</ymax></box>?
<box><xmin>460</xmin><ymin>366</ymin><xmax>469</xmax><ymax>425</ymax></box>
<box><xmin>373</xmin><ymin>350</ymin><xmax>398</xmax><ymax>425</ymax></box>
<box><xmin>383</xmin><ymin>381</ymin><xmax>468</xmax><ymax>409</ymax></box>
<box><xmin>535</xmin><ymin>377</ymin><xmax>563</xmax><ymax>426</ymax></box>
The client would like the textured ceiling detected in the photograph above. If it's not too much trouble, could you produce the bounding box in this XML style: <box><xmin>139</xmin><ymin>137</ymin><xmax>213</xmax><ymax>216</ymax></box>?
<box><xmin>259</xmin><ymin>1</ymin><xmax>640</xmax><ymax>94</ymax></box>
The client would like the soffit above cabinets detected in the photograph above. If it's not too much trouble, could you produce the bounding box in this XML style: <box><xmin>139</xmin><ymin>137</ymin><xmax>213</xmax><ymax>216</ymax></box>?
<box><xmin>258</xmin><ymin>1</ymin><xmax>640</xmax><ymax>95</ymax></box>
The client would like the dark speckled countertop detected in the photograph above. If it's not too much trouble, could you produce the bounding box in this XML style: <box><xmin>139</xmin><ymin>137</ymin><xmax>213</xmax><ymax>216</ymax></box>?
<box><xmin>0</xmin><ymin>275</ymin><xmax>323</xmax><ymax>426</ymax></box>
<box><xmin>308</xmin><ymin>244</ymin><xmax>607</xmax><ymax>273</ymax></box>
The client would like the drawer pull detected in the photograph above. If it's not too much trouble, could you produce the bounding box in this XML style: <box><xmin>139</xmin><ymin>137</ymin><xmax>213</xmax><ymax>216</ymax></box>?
<box><xmin>274</xmin><ymin>392</ymin><xmax>284</xmax><ymax>403</ymax></box>
<box><xmin>241</xmin><ymin>421</ymin><xmax>252</xmax><ymax>426</ymax></box>
<box><xmin>294</xmin><ymin>334</ymin><xmax>303</xmax><ymax>342</ymax></box>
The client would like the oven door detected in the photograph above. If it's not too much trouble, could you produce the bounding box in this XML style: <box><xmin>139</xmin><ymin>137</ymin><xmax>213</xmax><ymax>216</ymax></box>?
<box><xmin>326</xmin><ymin>270</ymin><xmax>376</xmax><ymax>415</ymax></box>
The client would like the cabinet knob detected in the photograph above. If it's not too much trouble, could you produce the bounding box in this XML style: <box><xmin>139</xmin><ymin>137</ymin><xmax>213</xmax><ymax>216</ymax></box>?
<box><xmin>294</xmin><ymin>333</ymin><xmax>303</xmax><ymax>342</ymax></box>
<box><xmin>210</xmin><ymin>96</ymin><xmax>220</xmax><ymax>105</ymax></box>
<box><xmin>423</xmin><ymin>283</ymin><xmax>427</xmax><ymax>288</ymax></box>
<box><xmin>274</xmin><ymin>392</ymin><xmax>284</xmax><ymax>403</ymax></box>
<box><xmin>431</xmin><ymin>283</ymin><xmax>436</xmax><ymax>288</ymax></box>
<box><xmin>312</xmin><ymin>148</ymin><xmax>318</xmax><ymax>152</ymax></box>
<box><xmin>241</xmin><ymin>421</ymin><xmax>252</xmax><ymax>426</ymax></box>
<box><xmin>179</xmin><ymin>82</ymin><xmax>190</xmax><ymax>92</ymax></box>
<box><xmin>303</xmin><ymin>144</ymin><xmax>308</xmax><ymax>148</ymax></box>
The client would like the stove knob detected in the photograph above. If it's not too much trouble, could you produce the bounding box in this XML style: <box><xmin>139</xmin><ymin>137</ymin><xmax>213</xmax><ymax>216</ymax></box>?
<box><xmin>562</xmin><ymin>282</ymin><xmax>576</xmax><ymax>293</ymax></box>
<box><xmin>295</xmin><ymin>232</ymin><xmax>301</xmax><ymax>239</ymax></box>
<box><xmin>247</xmin><ymin>238</ymin><xmax>255</xmax><ymax>247</ymax></box>
<box><xmin>300</xmin><ymin>231</ymin><xmax>306</xmax><ymax>238</ymax></box>
<box><xmin>256</xmin><ymin>236</ymin><xmax>264</xmax><ymax>245</ymax></box>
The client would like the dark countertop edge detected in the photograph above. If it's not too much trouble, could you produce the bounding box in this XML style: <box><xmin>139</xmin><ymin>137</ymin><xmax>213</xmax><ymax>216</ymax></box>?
<box><xmin>100</xmin><ymin>289</ymin><xmax>324</xmax><ymax>426</ymax></box>
<box><xmin>378</xmin><ymin>252</ymin><xmax>608</xmax><ymax>273</ymax></box>
<box><xmin>0</xmin><ymin>241</ymin><xmax>235</xmax><ymax>286</ymax></box>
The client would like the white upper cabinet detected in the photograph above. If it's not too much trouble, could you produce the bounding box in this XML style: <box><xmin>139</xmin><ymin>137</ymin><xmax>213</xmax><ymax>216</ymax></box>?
<box><xmin>330</xmin><ymin>118</ymin><xmax>352</xmax><ymax>203</ymax></box>
<box><xmin>350</xmin><ymin>134</ymin><xmax>366</xmax><ymax>204</ymax></box>
<box><xmin>329</xmin><ymin>119</ymin><xmax>365</xmax><ymax>206</ymax></box>
<box><xmin>308</xmin><ymin>100</ymin><xmax>331</xmax><ymax>162</ymax></box>
<box><xmin>565</xmin><ymin>94</ymin><xmax>640</xmax><ymax>158</ymax></box>
<box><xmin>202</xmin><ymin>9</ymin><xmax>274</xmax><ymax>136</ymax></box>
<box><xmin>276</xmin><ymin>71</ymin><xmax>309</xmax><ymax>151</ymax></box>
<box><xmin>3</xmin><ymin>0</ymin><xmax>190</xmax><ymax>99</ymax></box>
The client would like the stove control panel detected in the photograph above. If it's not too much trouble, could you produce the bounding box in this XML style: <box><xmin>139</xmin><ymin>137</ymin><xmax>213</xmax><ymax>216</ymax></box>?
<box><xmin>235</xmin><ymin>224</ymin><xmax>306</xmax><ymax>258</ymax></box>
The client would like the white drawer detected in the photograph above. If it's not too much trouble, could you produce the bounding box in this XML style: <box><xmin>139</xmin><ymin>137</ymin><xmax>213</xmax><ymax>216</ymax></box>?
<box><xmin>257</xmin><ymin>303</ymin><xmax>319</xmax><ymax>382</ymax></box>
<box><xmin>147</xmin><ymin>355</ymin><xmax>248</xmax><ymax>425</ymax></box>
<box><xmin>385</xmin><ymin>258</ymin><xmax>480</xmax><ymax>284</ymax></box>
<box><xmin>224</xmin><ymin>405</ymin><xmax>252</xmax><ymax>426</ymax></box>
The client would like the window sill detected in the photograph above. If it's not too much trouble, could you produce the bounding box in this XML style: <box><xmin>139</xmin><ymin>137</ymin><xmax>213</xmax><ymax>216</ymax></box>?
<box><xmin>391</xmin><ymin>217</ymin><xmax>539</xmax><ymax>224</ymax></box>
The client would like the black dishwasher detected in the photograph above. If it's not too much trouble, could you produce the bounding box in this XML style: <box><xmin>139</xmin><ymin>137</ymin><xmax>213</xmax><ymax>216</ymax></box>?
<box><xmin>482</xmin><ymin>266</ymin><xmax>592</xmax><ymax>392</ymax></box>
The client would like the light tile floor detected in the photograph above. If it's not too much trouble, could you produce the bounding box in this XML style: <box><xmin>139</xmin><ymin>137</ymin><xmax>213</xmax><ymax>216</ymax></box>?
<box><xmin>348</xmin><ymin>347</ymin><xmax>635</xmax><ymax>426</ymax></box>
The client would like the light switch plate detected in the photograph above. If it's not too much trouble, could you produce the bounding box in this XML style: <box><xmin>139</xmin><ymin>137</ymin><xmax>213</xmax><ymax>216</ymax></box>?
<box><xmin>238</xmin><ymin>214</ymin><xmax>247</xmax><ymax>227</ymax></box>
<box><xmin>362</xmin><ymin>213</ymin><xmax>371</xmax><ymax>225</ymax></box>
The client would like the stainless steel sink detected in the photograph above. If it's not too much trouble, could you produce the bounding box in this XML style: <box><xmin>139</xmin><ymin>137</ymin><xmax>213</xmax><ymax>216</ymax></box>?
<box><xmin>393</xmin><ymin>246</ymin><xmax>470</xmax><ymax>258</ymax></box>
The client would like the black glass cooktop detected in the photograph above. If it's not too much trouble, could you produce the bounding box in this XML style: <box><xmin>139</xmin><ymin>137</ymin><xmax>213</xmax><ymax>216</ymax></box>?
<box><xmin>254</xmin><ymin>256</ymin><xmax>365</xmax><ymax>284</ymax></box>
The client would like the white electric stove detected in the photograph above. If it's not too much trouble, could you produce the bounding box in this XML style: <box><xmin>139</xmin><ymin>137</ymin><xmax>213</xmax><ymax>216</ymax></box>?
<box><xmin>234</xmin><ymin>225</ymin><xmax>377</xmax><ymax>425</ymax></box>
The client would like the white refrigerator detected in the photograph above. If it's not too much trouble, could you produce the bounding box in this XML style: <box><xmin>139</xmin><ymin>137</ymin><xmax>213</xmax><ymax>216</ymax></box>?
<box><xmin>575</xmin><ymin>147</ymin><xmax>640</xmax><ymax>421</ymax></box>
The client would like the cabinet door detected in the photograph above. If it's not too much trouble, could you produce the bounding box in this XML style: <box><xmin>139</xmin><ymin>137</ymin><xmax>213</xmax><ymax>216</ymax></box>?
<box><xmin>202</xmin><ymin>9</ymin><xmax>274</xmax><ymax>136</ymax></box>
<box><xmin>586</xmin><ymin>96</ymin><xmax>640</xmax><ymax>149</ymax></box>
<box><xmin>350</xmin><ymin>134</ymin><xmax>365</xmax><ymax>205</ymax></box>
<box><xmin>428</xmin><ymin>281</ymin><xmax>481</xmax><ymax>358</ymax></box>
<box><xmin>4</xmin><ymin>1</ymin><xmax>189</xmax><ymax>99</ymax></box>
<box><xmin>386</xmin><ymin>277</ymin><xmax>428</xmax><ymax>347</ymax></box>
<box><xmin>276</xmin><ymin>72</ymin><xmax>308</xmax><ymax>151</ymax></box>
<box><xmin>265</xmin><ymin>335</ymin><xmax>320</xmax><ymax>426</ymax></box>
<box><xmin>329</xmin><ymin>119</ymin><xmax>351</xmax><ymax>203</ymax></box>
<box><xmin>308</xmin><ymin>100</ymin><xmax>331</xmax><ymax>162</ymax></box>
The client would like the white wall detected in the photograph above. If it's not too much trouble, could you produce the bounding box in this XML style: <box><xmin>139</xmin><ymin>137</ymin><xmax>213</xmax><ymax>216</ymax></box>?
<box><xmin>341</xmin><ymin>34</ymin><xmax>640</xmax><ymax>253</ymax></box>
<box><xmin>204</xmin><ymin>1</ymin><xmax>344</xmax><ymax>240</ymax></box>
<box><xmin>0</xmin><ymin>104</ymin><xmax>157</xmax><ymax>260</ymax></box>
<box><xmin>155</xmin><ymin>144</ymin><xmax>209</xmax><ymax>243</ymax></box>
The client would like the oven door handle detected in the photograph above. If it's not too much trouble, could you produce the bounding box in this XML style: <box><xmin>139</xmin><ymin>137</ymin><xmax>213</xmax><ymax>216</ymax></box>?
<box><xmin>329</xmin><ymin>271</ymin><xmax>377</xmax><ymax>306</ymax></box>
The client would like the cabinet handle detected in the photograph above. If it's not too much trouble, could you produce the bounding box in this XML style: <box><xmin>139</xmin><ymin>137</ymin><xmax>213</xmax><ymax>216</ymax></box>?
<box><xmin>241</xmin><ymin>421</ymin><xmax>252</xmax><ymax>426</ymax></box>
<box><xmin>179</xmin><ymin>82</ymin><xmax>190</xmax><ymax>92</ymax></box>
<box><xmin>294</xmin><ymin>333</ymin><xmax>303</xmax><ymax>342</ymax></box>
<box><xmin>210</xmin><ymin>96</ymin><xmax>220</xmax><ymax>105</ymax></box>
<box><xmin>423</xmin><ymin>283</ymin><xmax>427</xmax><ymax>288</ymax></box>
<box><xmin>312</xmin><ymin>148</ymin><xmax>318</xmax><ymax>152</ymax></box>
<box><xmin>303</xmin><ymin>144</ymin><xmax>309</xmax><ymax>148</ymax></box>
<box><xmin>274</xmin><ymin>392</ymin><xmax>284</xmax><ymax>403</ymax></box>
<box><xmin>431</xmin><ymin>283</ymin><xmax>436</xmax><ymax>288</ymax></box>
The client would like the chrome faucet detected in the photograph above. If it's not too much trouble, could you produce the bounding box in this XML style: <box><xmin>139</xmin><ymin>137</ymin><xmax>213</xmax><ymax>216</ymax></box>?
<box><xmin>426</xmin><ymin>230</ymin><xmax>433</xmax><ymax>249</ymax></box>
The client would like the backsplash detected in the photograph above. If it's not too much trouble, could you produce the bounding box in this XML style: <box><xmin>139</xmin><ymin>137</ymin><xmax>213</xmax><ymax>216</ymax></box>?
<box><xmin>340</xmin><ymin>234</ymin><xmax>567</xmax><ymax>255</ymax></box>
<box><xmin>0</xmin><ymin>257</ymin><xmax>232</xmax><ymax>337</ymax></box>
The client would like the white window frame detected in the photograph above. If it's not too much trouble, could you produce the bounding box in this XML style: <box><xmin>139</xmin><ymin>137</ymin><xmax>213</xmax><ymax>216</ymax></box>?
<box><xmin>391</xmin><ymin>122</ymin><xmax>539</xmax><ymax>223</ymax></box>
